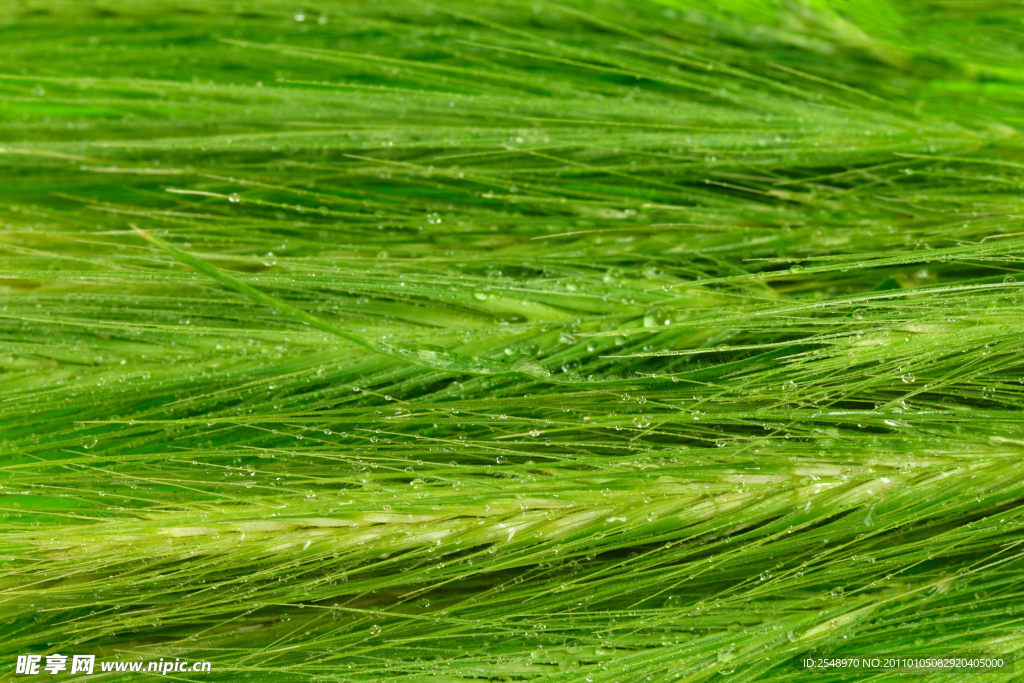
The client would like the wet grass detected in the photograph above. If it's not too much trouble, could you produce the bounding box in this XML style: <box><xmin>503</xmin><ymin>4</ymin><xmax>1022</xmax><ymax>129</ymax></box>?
<box><xmin>2</xmin><ymin>1</ymin><xmax>1024</xmax><ymax>681</ymax></box>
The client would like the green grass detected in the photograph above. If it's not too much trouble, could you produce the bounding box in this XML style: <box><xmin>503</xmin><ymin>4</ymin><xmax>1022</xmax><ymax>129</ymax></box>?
<box><xmin>2</xmin><ymin>1</ymin><xmax>1024</xmax><ymax>681</ymax></box>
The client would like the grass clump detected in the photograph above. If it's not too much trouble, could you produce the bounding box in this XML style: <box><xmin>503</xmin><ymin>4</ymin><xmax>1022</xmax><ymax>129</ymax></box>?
<box><xmin>2</xmin><ymin>1</ymin><xmax>1024</xmax><ymax>681</ymax></box>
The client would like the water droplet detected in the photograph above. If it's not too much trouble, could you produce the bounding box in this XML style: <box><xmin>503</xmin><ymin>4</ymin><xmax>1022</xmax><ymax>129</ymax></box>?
<box><xmin>1004</xmin><ymin>275</ymin><xmax>1017</xmax><ymax>284</ymax></box>
<box><xmin>901</xmin><ymin>373</ymin><xmax>915</xmax><ymax>383</ymax></box>
<box><xmin>228</xmin><ymin>193</ymin><xmax>241</xmax><ymax>203</ymax></box>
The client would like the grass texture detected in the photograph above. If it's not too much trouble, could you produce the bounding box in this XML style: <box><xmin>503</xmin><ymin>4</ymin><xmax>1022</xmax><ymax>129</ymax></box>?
<box><xmin>3</xmin><ymin>0</ymin><xmax>1024</xmax><ymax>681</ymax></box>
